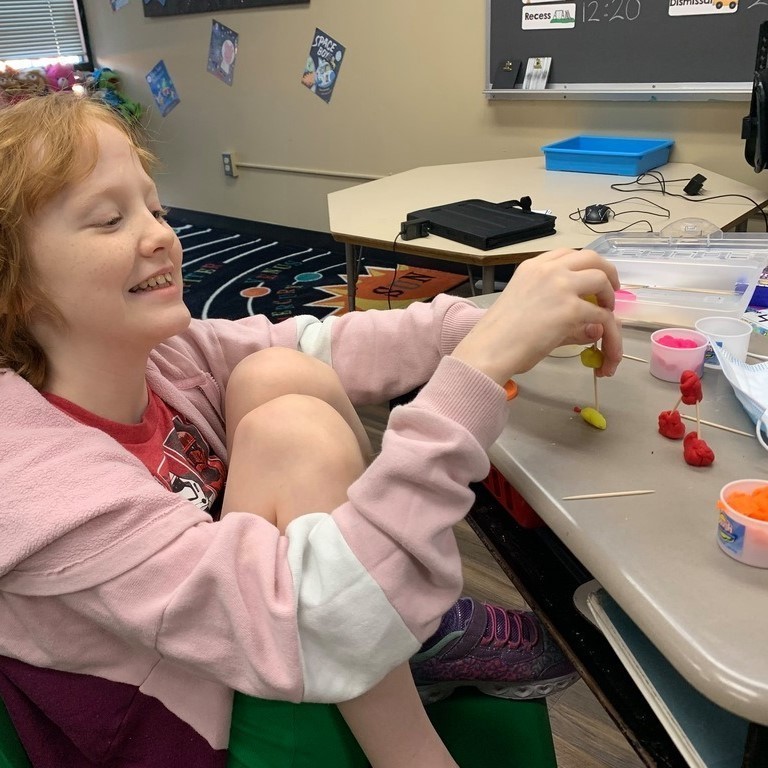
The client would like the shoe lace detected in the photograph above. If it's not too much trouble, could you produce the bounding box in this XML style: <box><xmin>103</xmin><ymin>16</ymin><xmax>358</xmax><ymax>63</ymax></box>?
<box><xmin>480</xmin><ymin>605</ymin><xmax>539</xmax><ymax>651</ymax></box>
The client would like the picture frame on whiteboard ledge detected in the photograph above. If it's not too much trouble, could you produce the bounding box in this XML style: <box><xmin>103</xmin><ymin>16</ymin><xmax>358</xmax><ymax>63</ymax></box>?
<box><xmin>143</xmin><ymin>0</ymin><xmax>307</xmax><ymax>18</ymax></box>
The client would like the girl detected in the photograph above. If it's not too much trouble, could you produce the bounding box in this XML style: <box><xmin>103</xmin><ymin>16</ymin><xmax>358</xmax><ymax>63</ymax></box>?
<box><xmin>0</xmin><ymin>92</ymin><xmax>621</xmax><ymax>766</ymax></box>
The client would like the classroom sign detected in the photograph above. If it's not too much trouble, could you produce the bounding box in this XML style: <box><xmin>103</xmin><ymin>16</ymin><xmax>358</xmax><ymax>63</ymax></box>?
<box><xmin>521</xmin><ymin>3</ymin><xmax>576</xmax><ymax>30</ymax></box>
<box><xmin>668</xmin><ymin>0</ymin><xmax>738</xmax><ymax>16</ymax></box>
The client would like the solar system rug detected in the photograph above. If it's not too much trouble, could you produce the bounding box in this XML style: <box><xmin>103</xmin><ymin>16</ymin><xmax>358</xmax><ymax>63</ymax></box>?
<box><xmin>174</xmin><ymin>221</ymin><xmax>468</xmax><ymax>322</ymax></box>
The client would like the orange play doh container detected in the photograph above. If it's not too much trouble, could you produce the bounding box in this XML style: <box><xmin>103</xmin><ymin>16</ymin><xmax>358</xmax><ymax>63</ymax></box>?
<box><xmin>717</xmin><ymin>479</ymin><xmax>768</xmax><ymax>568</ymax></box>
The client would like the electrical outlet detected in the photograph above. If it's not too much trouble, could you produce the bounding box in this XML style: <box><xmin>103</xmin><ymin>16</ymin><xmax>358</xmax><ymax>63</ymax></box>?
<box><xmin>221</xmin><ymin>152</ymin><xmax>239</xmax><ymax>178</ymax></box>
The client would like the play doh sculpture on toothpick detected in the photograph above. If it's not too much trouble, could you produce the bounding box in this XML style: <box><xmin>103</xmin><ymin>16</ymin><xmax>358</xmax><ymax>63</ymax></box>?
<box><xmin>657</xmin><ymin>369</ymin><xmax>714</xmax><ymax>466</ymax></box>
<box><xmin>577</xmin><ymin>295</ymin><xmax>607</xmax><ymax>430</ymax></box>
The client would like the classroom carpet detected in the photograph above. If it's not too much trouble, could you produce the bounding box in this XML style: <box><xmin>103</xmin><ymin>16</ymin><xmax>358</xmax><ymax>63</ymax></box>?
<box><xmin>172</xmin><ymin>219</ymin><xmax>467</xmax><ymax>322</ymax></box>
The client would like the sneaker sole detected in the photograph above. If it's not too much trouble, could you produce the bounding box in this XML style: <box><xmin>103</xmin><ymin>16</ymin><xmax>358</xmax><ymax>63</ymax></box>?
<box><xmin>416</xmin><ymin>671</ymin><xmax>579</xmax><ymax>705</ymax></box>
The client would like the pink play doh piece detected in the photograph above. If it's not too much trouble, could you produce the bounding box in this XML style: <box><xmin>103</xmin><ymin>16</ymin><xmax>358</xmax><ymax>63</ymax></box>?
<box><xmin>656</xmin><ymin>335</ymin><xmax>699</xmax><ymax>349</ymax></box>
<box><xmin>615</xmin><ymin>289</ymin><xmax>637</xmax><ymax>301</ymax></box>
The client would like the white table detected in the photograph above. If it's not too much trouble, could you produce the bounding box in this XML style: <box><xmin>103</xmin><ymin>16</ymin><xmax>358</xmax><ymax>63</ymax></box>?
<box><xmin>328</xmin><ymin>158</ymin><xmax>768</xmax><ymax>311</ymax></box>
<box><xmin>471</xmin><ymin>292</ymin><xmax>768</xmax><ymax>766</ymax></box>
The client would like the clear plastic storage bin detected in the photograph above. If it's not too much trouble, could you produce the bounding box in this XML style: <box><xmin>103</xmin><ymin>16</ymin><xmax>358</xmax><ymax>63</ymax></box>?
<box><xmin>587</xmin><ymin>231</ymin><xmax>768</xmax><ymax>328</ymax></box>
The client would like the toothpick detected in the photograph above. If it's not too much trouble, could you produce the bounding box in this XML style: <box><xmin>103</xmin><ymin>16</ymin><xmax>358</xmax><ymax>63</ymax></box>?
<box><xmin>668</xmin><ymin>395</ymin><xmax>683</xmax><ymax>413</ymax></box>
<box><xmin>593</xmin><ymin>370</ymin><xmax>599</xmax><ymax>412</ymax></box>
<box><xmin>562</xmin><ymin>490</ymin><xmax>655</xmax><ymax>501</ymax></box>
<box><xmin>623</xmin><ymin>283</ymin><xmax>738</xmax><ymax>296</ymax></box>
<box><xmin>695</xmin><ymin>401</ymin><xmax>702</xmax><ymax>438</ymax></box>
<box><xmin>680</xmin><ymin>413</ymin><xmax>754</xmax><ymax>438</ymax></box>
<box><xmin>747</xmin><ymin>352</ymin><xmax>768</xmax><ymax>361</ymax></box>
<box><xmin>622</xmin><ymin>353</ymin><xmax>649</xmax><ymax>363</ymax></box>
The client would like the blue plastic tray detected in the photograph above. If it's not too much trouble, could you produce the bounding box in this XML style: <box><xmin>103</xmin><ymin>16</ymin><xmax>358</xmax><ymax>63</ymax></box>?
<box><xmin>541</xmin><ymin>135</ymin><xmax>674</xmax><ymax>175</ymax></box>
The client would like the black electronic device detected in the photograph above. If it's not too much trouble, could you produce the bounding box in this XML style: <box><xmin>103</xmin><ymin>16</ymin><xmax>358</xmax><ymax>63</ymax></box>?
<box><xmin>405</xmin><ymin>199</ymin><xmax>556</xmax><ymax>251</ymax></box>
<box><xmin>583</xmin><ymin>204</ymin><xmax>611</xmax><ymax>224</ymax></box>
<box><xmin>743</xmin><ymin>21</ymin><xmax>768</xmax><ymax>173</ymax></box>
<box><xmin>683</xmin><ymin>174</ymin><xmax>706</xmax><ymax>196</ymax></box>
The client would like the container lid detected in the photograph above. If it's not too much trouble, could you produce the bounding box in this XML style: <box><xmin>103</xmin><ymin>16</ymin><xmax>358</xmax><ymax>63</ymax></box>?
<box><xmin>586</xmin><ymin>229</ymin><xmax>768</xmax><ymax>269</ymax></box>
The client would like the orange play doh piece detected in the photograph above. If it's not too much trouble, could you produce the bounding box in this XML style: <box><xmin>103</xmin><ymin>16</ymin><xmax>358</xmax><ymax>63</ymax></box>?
<box><xmin>504</xmin><ymin>380</ymin><xmax>518</xmax><ymax>400</ymax></box>
<box><xmin>725</xmin><ymin>486</ymin><xmax>768</xmax><ymax>521</ymax></box>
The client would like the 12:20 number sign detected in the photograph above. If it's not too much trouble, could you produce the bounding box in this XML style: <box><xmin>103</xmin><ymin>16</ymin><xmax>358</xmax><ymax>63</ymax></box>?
<box><xmin>582</xmin><ymin>0</ymin><xmax>641</xmax><ymax>22</ymax></box>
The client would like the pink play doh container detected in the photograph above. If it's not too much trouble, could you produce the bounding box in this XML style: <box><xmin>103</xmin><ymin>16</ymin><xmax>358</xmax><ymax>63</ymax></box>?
<box><xmin>649</xmin><ymin>328</ymin><xmax>707</xmax><ymax>383</ymax></box>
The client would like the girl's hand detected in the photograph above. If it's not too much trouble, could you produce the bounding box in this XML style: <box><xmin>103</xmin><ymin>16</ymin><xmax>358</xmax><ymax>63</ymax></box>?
<box><xmin>451</xmin><ymin>248</ymin><xmax>623</xmax><ymax>385</ymax></box>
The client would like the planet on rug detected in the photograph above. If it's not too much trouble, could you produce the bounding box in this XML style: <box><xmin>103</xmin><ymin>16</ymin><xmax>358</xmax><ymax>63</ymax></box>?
<box><xmin>175</xmin><ymin>221</ymin><xmax>468</xmax><ymax>322</ymax></box>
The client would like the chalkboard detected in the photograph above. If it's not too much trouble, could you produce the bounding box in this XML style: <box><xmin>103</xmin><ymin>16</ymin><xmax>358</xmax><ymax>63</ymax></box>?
<box><xmin>486</xmin><ymin>1</ymin><xmax>768</xmax><ymax>101</ymax></box>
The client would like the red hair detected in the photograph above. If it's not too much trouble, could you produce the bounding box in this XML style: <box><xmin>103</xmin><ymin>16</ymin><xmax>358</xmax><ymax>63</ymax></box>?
<box><xmin>0</xmin><ymin>92</ymin><xmax>156</xmax><ymax>388</ymax></box>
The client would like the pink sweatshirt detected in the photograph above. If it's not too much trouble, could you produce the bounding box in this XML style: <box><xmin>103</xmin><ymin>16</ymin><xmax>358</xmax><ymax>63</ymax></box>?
<box><xmin>0</xmin><ymin>295</ymin><xmax>508</xmax><ymax>762</ymax></box>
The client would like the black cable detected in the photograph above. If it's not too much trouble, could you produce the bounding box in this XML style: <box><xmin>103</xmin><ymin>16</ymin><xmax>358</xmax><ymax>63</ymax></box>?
<box><xmin>387</xmin><ymin>233</ymin><xmax>403</xmax><ymax>310</ymax></box>
<box><xmin>601</xmin><ymin>196</ymin><xmax>671</xmax><ymax>217</ymax></box>
<box><xmin>610</xmin><ymin>172</ymin><xmax>689</xmax><ymax>193</ymax></box>
<box><xmin>610</xmin><ymin>172</ymin><xmax>768</xmax><ymax>231</ymax></box>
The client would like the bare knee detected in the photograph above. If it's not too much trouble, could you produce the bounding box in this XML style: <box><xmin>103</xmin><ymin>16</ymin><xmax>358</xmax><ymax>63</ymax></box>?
<box><xmin>232</xmin><ymin>394</ymin><xmax>363</xmax><ymax>466</ymax></box>
<box><xmin>222</xmin><ymin>394</ymin><xmax>367</xmax><ymax>529</ymax></box>
<box><xmin>225</xmin><ymin>348</ymin><xmax>371</xmax><ymax>461</ymax></box>
<box><xmin>228</xmin><ymin>348</ymin><xmax>340</xmax><ymax>403</ymax></box>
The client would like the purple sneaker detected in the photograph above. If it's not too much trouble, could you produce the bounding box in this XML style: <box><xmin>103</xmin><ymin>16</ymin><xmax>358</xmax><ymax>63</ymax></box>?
<box><xmin>410</xmin><ymin>597</ymin><xmax>578</xmax><ymax>704</ymax></box>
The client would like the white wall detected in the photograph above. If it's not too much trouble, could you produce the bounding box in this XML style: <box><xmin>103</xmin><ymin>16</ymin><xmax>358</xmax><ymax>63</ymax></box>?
<box><xmin>82</xmin><ymin>0</ymin><xmax>768</xmax><ymax>232</ymax></box>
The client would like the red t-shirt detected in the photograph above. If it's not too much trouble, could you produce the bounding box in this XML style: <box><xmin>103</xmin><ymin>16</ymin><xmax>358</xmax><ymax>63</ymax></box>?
<box><xmin>0</xmin><ymin>388</ymin><xmax>231</xmax><ymax>766</ymax></box>
<box><xmin>44</xmin><ymin>387</ymin><xmax>227</xmax><ymax>519</ymax></box>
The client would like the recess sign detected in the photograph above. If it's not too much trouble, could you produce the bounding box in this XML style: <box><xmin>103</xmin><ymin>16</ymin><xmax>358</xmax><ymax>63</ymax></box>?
<box><xmin>521</xmin><ymin>3</ymin><xmax>576</xmax><ymax>30</ymax></box>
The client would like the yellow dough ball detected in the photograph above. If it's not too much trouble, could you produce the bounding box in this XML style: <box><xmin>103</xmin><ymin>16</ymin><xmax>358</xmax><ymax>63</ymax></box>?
<box><xmin>580</xmin><ymin>345</ymin><xmax>604</xmax><ymax>369</ymax></box>
<box><xmin>580</xmin><ymin>407</ymin><xmax>607</xmax><ymax>430</ymax></box>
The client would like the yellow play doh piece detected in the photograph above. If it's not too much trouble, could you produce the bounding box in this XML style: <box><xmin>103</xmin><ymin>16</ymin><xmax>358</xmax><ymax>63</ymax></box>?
<box><xmin>583</xmin><ymin>294</ymin><xmax>598</xmax><ymax>305</ymax></box>
<box><xmin>580</xmin><ymin>407</ymin><xmax>607</xmax><ymax>430</ymax></box>
<box><xmin>580</xmin><ymin>345</ymin><xmax>604</xmax><ymax>369</ymax></box>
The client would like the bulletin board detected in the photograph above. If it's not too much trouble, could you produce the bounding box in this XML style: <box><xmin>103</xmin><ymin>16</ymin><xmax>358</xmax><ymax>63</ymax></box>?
<box><xmin>486</xmin><ymin>1</ymin><xmax>768</xmax><ymax>101</ymax></box>
<box><xmin>143</xmin><ymin>0</ymin><xmax>306</xmax><ymax>17</ymax></box>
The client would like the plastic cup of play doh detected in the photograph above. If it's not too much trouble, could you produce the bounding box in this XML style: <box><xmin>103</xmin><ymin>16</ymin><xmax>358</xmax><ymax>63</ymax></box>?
<box><xmin>694</xmin><ymin>316</ymin><xmax>752</xmax><ymax>370</ymax></box>
<box><xmin>717</xmin><ymin>479</ymin><xmax>768</xmax><ymax>568</ymax></box>
<box><xmin>649</xmin><ymin>328</ymin><xmax>707</xmax><ymax>383</ymax></box>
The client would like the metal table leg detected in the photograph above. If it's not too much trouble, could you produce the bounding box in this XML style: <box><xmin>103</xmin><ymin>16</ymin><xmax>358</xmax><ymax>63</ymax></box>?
<box><xmin>345</xmin><ymin>243</ymin><xmax>358</xmax><ymax>312</ymax></box>
<box><xmin>481</xmin><ymin>265</ymin><xmax>496</xmax><ymax>294</ymax></box>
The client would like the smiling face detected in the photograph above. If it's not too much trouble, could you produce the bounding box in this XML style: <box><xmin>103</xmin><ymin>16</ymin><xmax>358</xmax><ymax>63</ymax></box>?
<box><xmin>25</xmin><ymin>119</ymin><xmax>191</xmax><ymax>370</ymax></box>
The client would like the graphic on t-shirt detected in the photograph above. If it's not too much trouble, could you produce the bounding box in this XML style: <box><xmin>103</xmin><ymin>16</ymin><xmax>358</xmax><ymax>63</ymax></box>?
<box><xmin>158</xmin><ymin>417</ymin><xmax>226</xmax><ymax>516</ymax></box>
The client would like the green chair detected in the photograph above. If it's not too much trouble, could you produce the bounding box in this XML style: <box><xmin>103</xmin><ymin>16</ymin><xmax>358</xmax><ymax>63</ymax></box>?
<box><xmin>0</xmin><ymin>688</ymin><xmax>557</xmax><ymax>768</ymax></box>
<box><xmin>229</xmin><ymin>690</ymin><xmax>557</xmax><ymax>768</ymax></box>
<box><xmin>0</xmin><ymin>696</ymin><xmax>31</xmax><ymax>768</ymax></box>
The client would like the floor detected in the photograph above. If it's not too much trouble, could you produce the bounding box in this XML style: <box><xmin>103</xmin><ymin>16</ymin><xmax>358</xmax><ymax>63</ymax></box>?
<box><xmin>454</xmin><ymin>519</ymin><xmax>644</xmax><ymax>768</ymax></box>
<box><xmin>358</xmin><ymin>404</ymin><xmax>645</xmax><ymax>768</ymax></box>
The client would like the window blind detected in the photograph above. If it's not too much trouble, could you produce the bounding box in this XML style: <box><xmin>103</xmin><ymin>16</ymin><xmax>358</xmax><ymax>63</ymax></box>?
<box><xmin>0</xmin><ymin>0</ymin><xmax>86</xmax><ymax>62</ymax></box>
